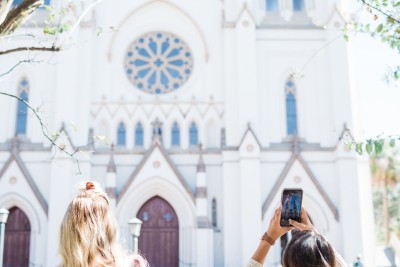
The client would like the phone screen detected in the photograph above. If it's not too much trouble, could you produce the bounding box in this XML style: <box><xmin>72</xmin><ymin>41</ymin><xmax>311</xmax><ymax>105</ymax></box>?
<box><xmin>280</xmin><ymin>188</ymin><xmax>303</xmax><ymax>227</ymax></box>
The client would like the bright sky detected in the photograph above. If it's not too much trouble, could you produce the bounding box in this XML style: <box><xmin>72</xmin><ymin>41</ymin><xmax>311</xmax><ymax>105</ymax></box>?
<box><xmin>353</xmin><ymin>34</ymin><xmax>400</xmax><ymax>138</ymax></box>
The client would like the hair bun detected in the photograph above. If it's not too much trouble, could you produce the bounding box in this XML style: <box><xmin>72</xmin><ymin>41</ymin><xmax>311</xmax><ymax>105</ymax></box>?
<box><xmin>86</xmin><ymin>182</ymin><xmax>95</xmax><ymax>190</ymax></box>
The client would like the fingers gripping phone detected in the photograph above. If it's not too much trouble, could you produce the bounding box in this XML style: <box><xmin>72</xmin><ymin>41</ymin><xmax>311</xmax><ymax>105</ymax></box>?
<box><xmin>280</xmin><ymin>188</ymin><xmax>303</xmax><ymax>227</ymax></box>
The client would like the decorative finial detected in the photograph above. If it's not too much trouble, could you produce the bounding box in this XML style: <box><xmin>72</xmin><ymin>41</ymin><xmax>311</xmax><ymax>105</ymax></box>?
<box><xmin>107</xmin><ymin>143</ymin><xmax>116</xmax><ymax>173</ymax></box>
<box><xmin>151</xmin><ymin>118</ymin><xmax>163</xmax><ymax>143</ymax></box>
<box><xmin>11</xmin><ymin>137</ymin><xmax>19</xmax><ymax>154</ymax></box>
<box><xmin>197</xmin><ymin>143</ymin><xmax>206</xmax><ymax>172</ymax></box>
<box><xmin>292</xmin><ymin>134</ymin><xmax>299</xmax><ymax>154</ymax></box>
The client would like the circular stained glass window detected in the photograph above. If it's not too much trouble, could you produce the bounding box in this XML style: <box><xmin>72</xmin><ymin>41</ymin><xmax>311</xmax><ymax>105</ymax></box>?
<box><xmin>124</xmin><ymin>32</ymin><xmax>194</xmax><ymax>94</ymax></box>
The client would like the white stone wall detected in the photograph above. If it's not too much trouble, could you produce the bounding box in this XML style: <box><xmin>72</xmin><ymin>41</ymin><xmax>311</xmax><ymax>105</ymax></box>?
<box><xmin>0</xmin><ymin>0</ymin><xmax>376</xmax><ymax>266</ymax></box>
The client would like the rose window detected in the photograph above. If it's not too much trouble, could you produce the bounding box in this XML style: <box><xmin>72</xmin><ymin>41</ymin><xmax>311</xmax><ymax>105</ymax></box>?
<box><xmin>124</xmin><ymin>32</ymin><xmax>194</xmax><ymax>94</ymax></box>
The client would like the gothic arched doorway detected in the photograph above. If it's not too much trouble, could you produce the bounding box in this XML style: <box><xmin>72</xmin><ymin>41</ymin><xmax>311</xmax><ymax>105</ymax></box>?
<box><xmin>3</xmin><ymin>207</ymin><xmax>31</xmax><ymax>267</ymax></box>
<box><xmin>137</xmin><ymin>196</ymin><xmax>179</xmax><ymax>267</ymax></box>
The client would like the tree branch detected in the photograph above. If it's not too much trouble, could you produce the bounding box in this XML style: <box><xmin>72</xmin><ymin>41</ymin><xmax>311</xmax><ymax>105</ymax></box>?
<box><xmin>0</xmin><ymin>91</ymin><xmax>90</xmax><ymax>174</ymax></box>
<box><xmin>360</xmin><ymin>0</ymin><xmax>400</xmax><ymax>24</ymax></box>
<box><xmin>0</xmin><ymin>46</ymin><xmax>61</xmax><ymax>55</ymax></box>
<box><xmin>0</xmin><ymin>58</ymin><xmax>42</xmax><ymax>78</ymax></box>
<box><xmin>0</xmin><ymin>0</ymin><xmax>43</xmax><ymax>36</ymax></box>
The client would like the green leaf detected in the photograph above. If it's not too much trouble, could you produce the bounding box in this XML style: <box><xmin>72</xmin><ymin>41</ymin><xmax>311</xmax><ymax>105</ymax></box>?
<box><xmin>390</xmin><ymin>139</ymin><xmax>396</xmax><ymax>147</ymax></box>
<box><xmin>377</xmin><ymin>24</ymin><xmax>384</xmax><ymax>33</ymax></box>
<box><xmin>374</xmin><ymin>139</ymin><xmax>384</xmax><ymax>155</ymax></box>
<box><xmin>356</xmin><ymin>143</ymin><xmax>363</xmax><ymax>155</ymax></box>
<box><xmin>366</xmin><ymin>142</ymin><xmax>373</xmax><ymax>154</ymax></box>
<box><xmin>344</xmin><ymin>34</ymin><xmax>349</xmax><ymax>42</ymax></box>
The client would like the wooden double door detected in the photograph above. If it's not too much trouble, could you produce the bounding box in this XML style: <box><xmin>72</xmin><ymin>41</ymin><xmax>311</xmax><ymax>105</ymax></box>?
<box><xmin>137</xmin><ymin>196</ymin><xmax>179</xmax><ymax>267</ymax></box>
<box><xmin>3</xmin><ymin>207</ymin><xmax>31</xmax><ymax>267</ymax></box>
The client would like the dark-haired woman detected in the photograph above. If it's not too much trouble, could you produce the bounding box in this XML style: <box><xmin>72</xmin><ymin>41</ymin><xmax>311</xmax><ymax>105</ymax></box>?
<box><xmin>247</xmin><ymin>206</ymin><xmax>347</xmax><ymax>267</ymax></box>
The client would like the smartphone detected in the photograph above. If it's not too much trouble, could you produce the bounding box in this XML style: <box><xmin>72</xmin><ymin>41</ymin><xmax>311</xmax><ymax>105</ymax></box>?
<box><xmin>280</xmin><ymin>188</ymin><xmax>303</xmax><ymax>227</ymax></box>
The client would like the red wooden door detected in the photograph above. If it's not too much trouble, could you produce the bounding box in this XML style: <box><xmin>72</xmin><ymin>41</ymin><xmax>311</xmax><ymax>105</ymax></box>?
<box><xmin>137</xmin><ymin>196</ymin><xmax>179</xmax><ymax>267</ymax></box>
<box><xmin>3</xmin><ymin>207</ymin><xmax>31</xmax><ymax>267</ymax></box>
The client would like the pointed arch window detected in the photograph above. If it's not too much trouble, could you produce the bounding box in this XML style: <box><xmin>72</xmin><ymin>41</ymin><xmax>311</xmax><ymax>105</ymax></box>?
<box><xmin>135</xmin><ymin>122</ymin><xmax>144</xmax><ymax>147</ymax></box>
<box><xmin>293</xmin><ymin>0</ymin><xmax>304</xmax><ymax>11</ymax></box>
<box><xmin>266</xmin><ymin>0</ymin><xmax>278</xmax><ymax>11</ymax></box>
<box><xmin>189</xmin><ymin>122</ymin><xmax>198</xmax><ymax>146</ymax></box>
<box><xmin>285</xmin><ymin>79</ymin><xmax>298</xmax><ymax>135</ymax></box>
<box><xmin>171</xmin><ymin>122</ymin><xmax>180</xmax><ymax>146</ymax></box>
<box><xmin>212</xmin><ymin>198</ymin><xmax>218</xmax><ymax>228</ymax></box>
<box><xmin>16</xmin><ymin>78</ymin><xmax>29</xmax><ymax>135</ymax></box>
<box><xmin>117</xmin><ymin>122</ymin><xmax>126</xmax><ymax>146</ymax></box>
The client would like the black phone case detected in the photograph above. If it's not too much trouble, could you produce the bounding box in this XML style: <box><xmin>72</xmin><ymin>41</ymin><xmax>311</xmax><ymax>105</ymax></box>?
<box><xmin>279</xmin><ymin>188</ymin><xmax>303</xmax><ymax>227</ymax></box>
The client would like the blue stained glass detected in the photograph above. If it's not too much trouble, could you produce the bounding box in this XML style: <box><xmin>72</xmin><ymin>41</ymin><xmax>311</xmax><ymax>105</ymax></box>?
<box><xmin>293</xmin><ymin>0</ymin><xmax>304</xmax><ymax>11</ymax></box>
<box><xmin>286</xmin><ymin>92</ymin><xmax>298</xmax><ymax>135</ymax></box>
<box><xmin>125</xmin><ymin>32</ymin><xmax>193</xmax><ymax>94</ymax></box>
<box><xmin>117</xmin><ymin>122</ymin><xmax>126</xmax><ymax>146</ymax></box>
<box><xmin>171</xmin><ymin>122</ymin><xmax>180</xmax><ymax>146</ymax></box>
<box><xmin>161</xmin><ymin>71</ymin><xmax>169</xmax><ymax>86</ymax></box>
<box><xmin>138</xmin><ymin>48</ymin><xmax>151</xmax><ymax>58</ymax></box>
<box><xmin>16</xmin><ymin>90</ymin><xmax>28</xmax><ymax>135</ymax></box>
<box><xmin>149</xmin><ymin>39</ymin><xmax>157</xmax><ymax>55</ymax></box>
<box><xmin>169</xmin><ymin>60</ymin><xmax>184</xmax><ymax>67</ymax></box>
<box><xmin>148</xmin><ymin>71</ymin><xmax>157</xmax><ymax>86</ymax></box>
<box><xmin>166</xmin><ymin>67</ymin><xmax>180</xmax><ymax>78</ymax></box>
<box><xmin>138</xmin><ymin>67</ymin><xmax>151</xmax><ymax>78</ymax></box>
<box><xmin>266</xmin><ymin>0</ymin><xmax>278</xmax><ymax>11</ymax></box>
<box><xmin>135</xmin><ymin>122</ymin><xmax>144</xmax><ymax>147</ymax></box>
<box><xmin>161</xmin><ymin>41</ymin><xmax>170</xmax><ymax>55</ymax></box>
<box><xmin>132</xmin><ymin>59</ymin><xmax>148</xmax><ymax>67</ymax></box>
<box><xmin>189</xmin><ymin>122</ymin><xmax>198</xmax><ymax>146</ymax></box>
<box><xmin>154</xmin><ymin>58</ymin><xmax>164</xmax><ymax>67</ymax></box>
<box><xmin>167</xmin><ymin>48</ymin><xmax>180</xmax><ymax>58</ymax></box>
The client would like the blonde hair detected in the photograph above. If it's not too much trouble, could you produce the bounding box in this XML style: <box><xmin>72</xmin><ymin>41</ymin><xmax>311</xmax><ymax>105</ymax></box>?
<box><xmin>60</xmin><ymin>181</ymin><xmax>148</xmax><ymax>267</ymax></box>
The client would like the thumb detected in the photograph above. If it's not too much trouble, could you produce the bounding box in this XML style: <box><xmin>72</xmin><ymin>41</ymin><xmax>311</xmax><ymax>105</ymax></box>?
<box><xmin>289</xmin><ymin>219</ymin><xmax>304</xmax><ymax>229</ymax></box>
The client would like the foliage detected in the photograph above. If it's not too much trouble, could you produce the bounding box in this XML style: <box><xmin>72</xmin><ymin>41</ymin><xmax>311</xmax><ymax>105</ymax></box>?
<box><xmin>370</xmin><ymin>152</ymin><xmax>400</xmax><ymax>243</ymax></box>
<box><xmin>346</xmin><ymin>0</ymin><xmax>400</xmax><ymax>82</ymax></box>
<box><xmin>373</xmin><ymin>186</ymin><xmax>400</xmax><ymax>243</ymax></box>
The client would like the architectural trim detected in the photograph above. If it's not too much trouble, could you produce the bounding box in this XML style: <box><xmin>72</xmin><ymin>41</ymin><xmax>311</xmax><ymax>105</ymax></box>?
<box><xmin>107</xmin><ymin>0</ymin><xmax>210</xmax><ymax>62</ymax></box>
<box><xmin>53</xmin><ymin>122</ymin><xmax>77</xmax><ymax>150</ymax></box>
<box><xmin>238</xmin><ymin>123</ymin><xmax>262</xmax><ymax>149</ymax></box>
<box><xmin>234</xmin><ymin>3</ymin><xmax>257</xmax><ymax>27</ymax></box>
<box><xmin>336</xmin><ymin>122</ymin><xmax>355</xmax><ymax>149</ymax></box>
<box><xmin>262</xmin><ymin>141</ymin><xmax>339</xmax><ymax>221</ymax></box>
<box><xmin>0</xmin><ymin>151</ymin><xmax>48</xmax><ymax>215</ymax></box>
<box><xmin>117</xmin><ymin>142</ymin><xmax>195</xmax><ymax>203</ymax></box>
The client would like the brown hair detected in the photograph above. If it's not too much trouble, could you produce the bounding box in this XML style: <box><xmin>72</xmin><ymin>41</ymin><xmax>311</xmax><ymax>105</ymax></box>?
<box><xmin>282</xmin><ymin>231</ymin><xmax>336</xmax><ymax>267</ymax></box>
<box><xmin>60</xmin><ymin>181</ymin><xmax>148</xmax><ymax>267</ymax></box>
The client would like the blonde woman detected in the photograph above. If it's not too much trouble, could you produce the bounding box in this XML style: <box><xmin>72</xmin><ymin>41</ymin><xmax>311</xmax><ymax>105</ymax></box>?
<box><xmin>60</xmin><ymin>181</ymin><xmax>148</xmax><ymax>267</ymax></box>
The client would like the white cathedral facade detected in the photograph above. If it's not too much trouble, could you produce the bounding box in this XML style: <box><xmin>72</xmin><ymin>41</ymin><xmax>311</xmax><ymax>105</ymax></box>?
<box><xmin>0</xmin><ymin>0</ymin><xmax>376</xmax><ymax>266</ymax></box>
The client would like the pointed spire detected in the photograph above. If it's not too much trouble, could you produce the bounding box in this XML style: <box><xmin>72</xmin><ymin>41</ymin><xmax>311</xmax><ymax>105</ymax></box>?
<box><xmin>221</xmin><ymin>128</ymin><xmax>226</xmax><ymax>147</ymax></box>
<box><xmin>292</xmin><ymin>134</ymin><xmax>299</xmax><ymax>154</ymax></box>
<box><xmin>151</xmin><ymin>118</ymin><xmax>163</xmax><ymax>143</ymax></box>
<box><xmin>11</xmin><ymin>136</ymin><xmax>19</xmax><ymax>154</ymax></box>
<box><xmin>88</xmin><ymin>128</ymin><xmax>94</xmax><ymax>150</ymax></box>
<box><xmin>107</xmin><ymin>144</ymin><xmax>116</xmax><ymax>173</ymax></box>
<box><xmin>197</xmin><ymin>143</ymin><xmax>206</xmax><ymax>172</ymax></box>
